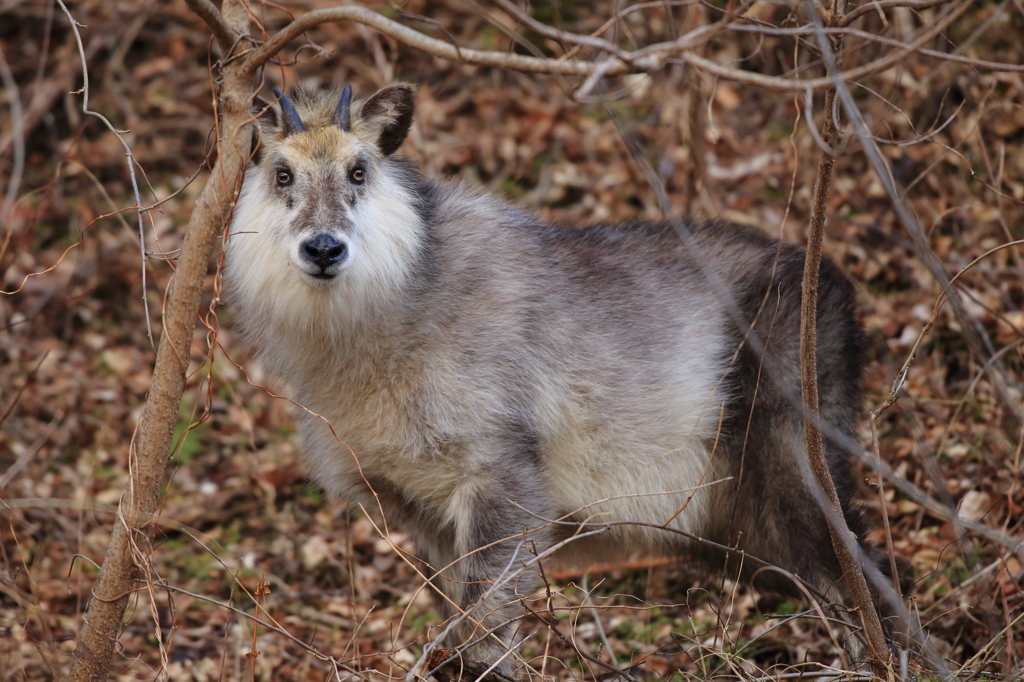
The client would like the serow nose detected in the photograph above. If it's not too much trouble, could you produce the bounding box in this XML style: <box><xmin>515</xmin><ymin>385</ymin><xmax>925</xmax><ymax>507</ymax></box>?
<box><xmin>300</xmin><ymin>233</ymin><xmax>347</xmax><ymax>273</ymax></box>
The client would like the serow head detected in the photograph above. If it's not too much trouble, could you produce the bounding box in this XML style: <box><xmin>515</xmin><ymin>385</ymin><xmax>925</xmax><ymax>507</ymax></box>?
<box><xmin>247</xmin><ymin>83</ymin><xmax>417</xmax><ymax>286</ymax></box>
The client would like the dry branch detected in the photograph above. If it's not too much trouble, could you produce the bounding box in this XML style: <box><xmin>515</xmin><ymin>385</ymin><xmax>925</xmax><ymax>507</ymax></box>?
<box><xmin>232</xmin><ymin>0</ymin><xmax>992</xmax><ymax>90</ymax></box>
<box><xmin>797</xmin><ymin>1</ymin><xmax>894</xmax><ymax>678</ymax></box>
<box><xmin>55</xmin><ymin>0</ymin><xmax>154</xmax><ymax>343</ymax></box>
<box><xmin>0</xmin><ymin>45</ymin><xmax>23</xmax><ymax>235</ymax></box>
<box><xmin>68</xmin><ymin>1</ymin><xmax>254</xmax><ymax>680</ymax></box>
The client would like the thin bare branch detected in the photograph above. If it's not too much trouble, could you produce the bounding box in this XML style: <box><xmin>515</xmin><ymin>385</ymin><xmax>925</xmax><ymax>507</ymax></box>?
<box><xmin>492</xmin><ymin>0</ymin><xmax>634</xmax><ymax>62</ymax></box>
<box><xmin>727</xmin><ymin>23</ymin><xmax>1024</xmax><ymax>72</ymax></box>
<box><xmin>242</xmin><ymin>5</ymin><xmax>620</xmax><ymax>77</ymax></box>
<box><xmin>184</xmin><ymin>0</ymin><xmax>240</xmax><ymax>53</ymax></box>
<box><xmin>235</xmin><ymin>0</ymin><xmax>979</xmax><ymax>94</ymax></box>
<box><xmin>149</xmin><ymin>581</ymin><xmax>363</xmax><ymax>675</ymax></box>
<box><xmin>56</xmin><ymin>0</ymin><xmax>154</xmax><ymax>345</ymax></box>
<box><xmin>797</xmin><ymin>0</ymin><xmax>893</xmax><ymax>674</ymax></box>
<box><xmin>840</xmin><ymin>0</ymin><xmax>957</xmax><ymax>25</ymax></box>
<box><xmin>0</xmin><ymin>45</ymin><xmax>24</xmax><ymax>235</ymax></box>
<box><xmin>673</xmin><ymin>0</ymin><xmax>975</xmax><ymax>90</ymax></box>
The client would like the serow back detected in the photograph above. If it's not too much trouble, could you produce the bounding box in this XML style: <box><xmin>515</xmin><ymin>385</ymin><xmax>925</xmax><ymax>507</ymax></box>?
<box><xmin>223</xmin><ymin>83</ymin><xmax>909</xmax><ymax>674</ymax></box>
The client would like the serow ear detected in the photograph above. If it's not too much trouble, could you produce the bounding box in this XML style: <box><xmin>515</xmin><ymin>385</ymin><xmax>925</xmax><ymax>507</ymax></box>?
<box><xmin>356</xmin><ymin>84</ymin><xmax>416</xmax><ymax>156</ymax></box>
<box><xmin>252</xmin><ymin>96</ymin><xmax>279</xmax><ymax>129</ymax></box>
<box><xmin>249</xmin><ymin>96</ymin><xmax>278</xmax><ymax>164</ymax></box>
<box><xmin>249</xmin><ymin>94</ymin><xmax>278</xmax><ymax>163</ymax></box>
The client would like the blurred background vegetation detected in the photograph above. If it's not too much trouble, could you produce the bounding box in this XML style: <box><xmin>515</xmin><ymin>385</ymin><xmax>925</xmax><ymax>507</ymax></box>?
<box><xmin>1</xmin><ymin>0</ymin><xmax>1022</xmax><ymax>679</ymax></box>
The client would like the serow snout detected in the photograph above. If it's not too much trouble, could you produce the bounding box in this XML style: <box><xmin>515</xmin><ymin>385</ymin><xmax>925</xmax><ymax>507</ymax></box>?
<box><xmin>300</xmin><ymin>233</ymin><xmax>347</xmax><ymax>278</ymax></box>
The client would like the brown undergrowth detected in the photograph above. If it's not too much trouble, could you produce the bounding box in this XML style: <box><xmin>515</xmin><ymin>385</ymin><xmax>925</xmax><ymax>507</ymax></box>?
<box><xmin>1</xmin><ymin>0</ymin><xmax>1022</xmax><ymax>679</ymax></box>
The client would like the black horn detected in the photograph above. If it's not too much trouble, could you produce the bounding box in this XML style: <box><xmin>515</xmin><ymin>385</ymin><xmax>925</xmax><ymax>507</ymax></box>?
<box><xmin>273</xmin><ymin>88</ymin><xmax>306</xmax><ymax>135</ymax></box>
<box><xmin>332</xmin><ymin>83</ymin><xmax>353</xmax><ymax>132</ymax></box>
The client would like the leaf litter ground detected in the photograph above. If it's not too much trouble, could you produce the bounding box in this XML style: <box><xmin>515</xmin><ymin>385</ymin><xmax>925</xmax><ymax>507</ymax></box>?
<box><xmin>1</xmin><ymin>1</ymin><xmax>1022</xmax><ymax>680</ymax></box>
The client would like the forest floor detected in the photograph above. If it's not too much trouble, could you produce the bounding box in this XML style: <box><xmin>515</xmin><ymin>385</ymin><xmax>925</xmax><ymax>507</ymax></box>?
<box><xmin>1</xmin><ymin>0</ymin><xmax>1023</xmax><ymax>680</ymax></box>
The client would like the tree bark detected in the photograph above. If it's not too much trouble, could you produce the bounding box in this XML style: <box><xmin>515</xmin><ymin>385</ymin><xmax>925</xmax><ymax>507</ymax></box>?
<box><xmin>68</xmin><ymin>3</ymin><xmax>247</xmax><ymax>680</ymax></box>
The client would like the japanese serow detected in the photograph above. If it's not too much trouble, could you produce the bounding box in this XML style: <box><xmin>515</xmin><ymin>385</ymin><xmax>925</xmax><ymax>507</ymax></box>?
<box><xmin>223</xmin><ymin>83</ymin><xmax>907</xmax><ymax>672</ymax></box>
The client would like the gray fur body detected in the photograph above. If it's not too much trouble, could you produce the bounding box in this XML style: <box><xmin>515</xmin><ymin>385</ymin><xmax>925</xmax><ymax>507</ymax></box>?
<box><xmin>224</xmin><ymin>85</ymin><xmax>896</xmax><ymax>667</ymax></box>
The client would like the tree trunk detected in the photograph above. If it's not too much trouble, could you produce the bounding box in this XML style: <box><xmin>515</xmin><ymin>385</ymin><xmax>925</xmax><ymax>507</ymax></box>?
<box><xmin>68</xmin><ymin>3</ymin><xmax>248</xmax><ymax>680</ymax></box>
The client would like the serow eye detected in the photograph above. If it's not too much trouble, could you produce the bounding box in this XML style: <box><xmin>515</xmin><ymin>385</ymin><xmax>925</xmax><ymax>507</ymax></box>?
<box><xmin>350</xmin><ymin>167</ymin><xmax>365</xmax><ymax>184</ymax></box>
<box><xmin>276</xmin><ymin>170</ymin><xmax>292</xmax><ymax>186</ymax></box>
